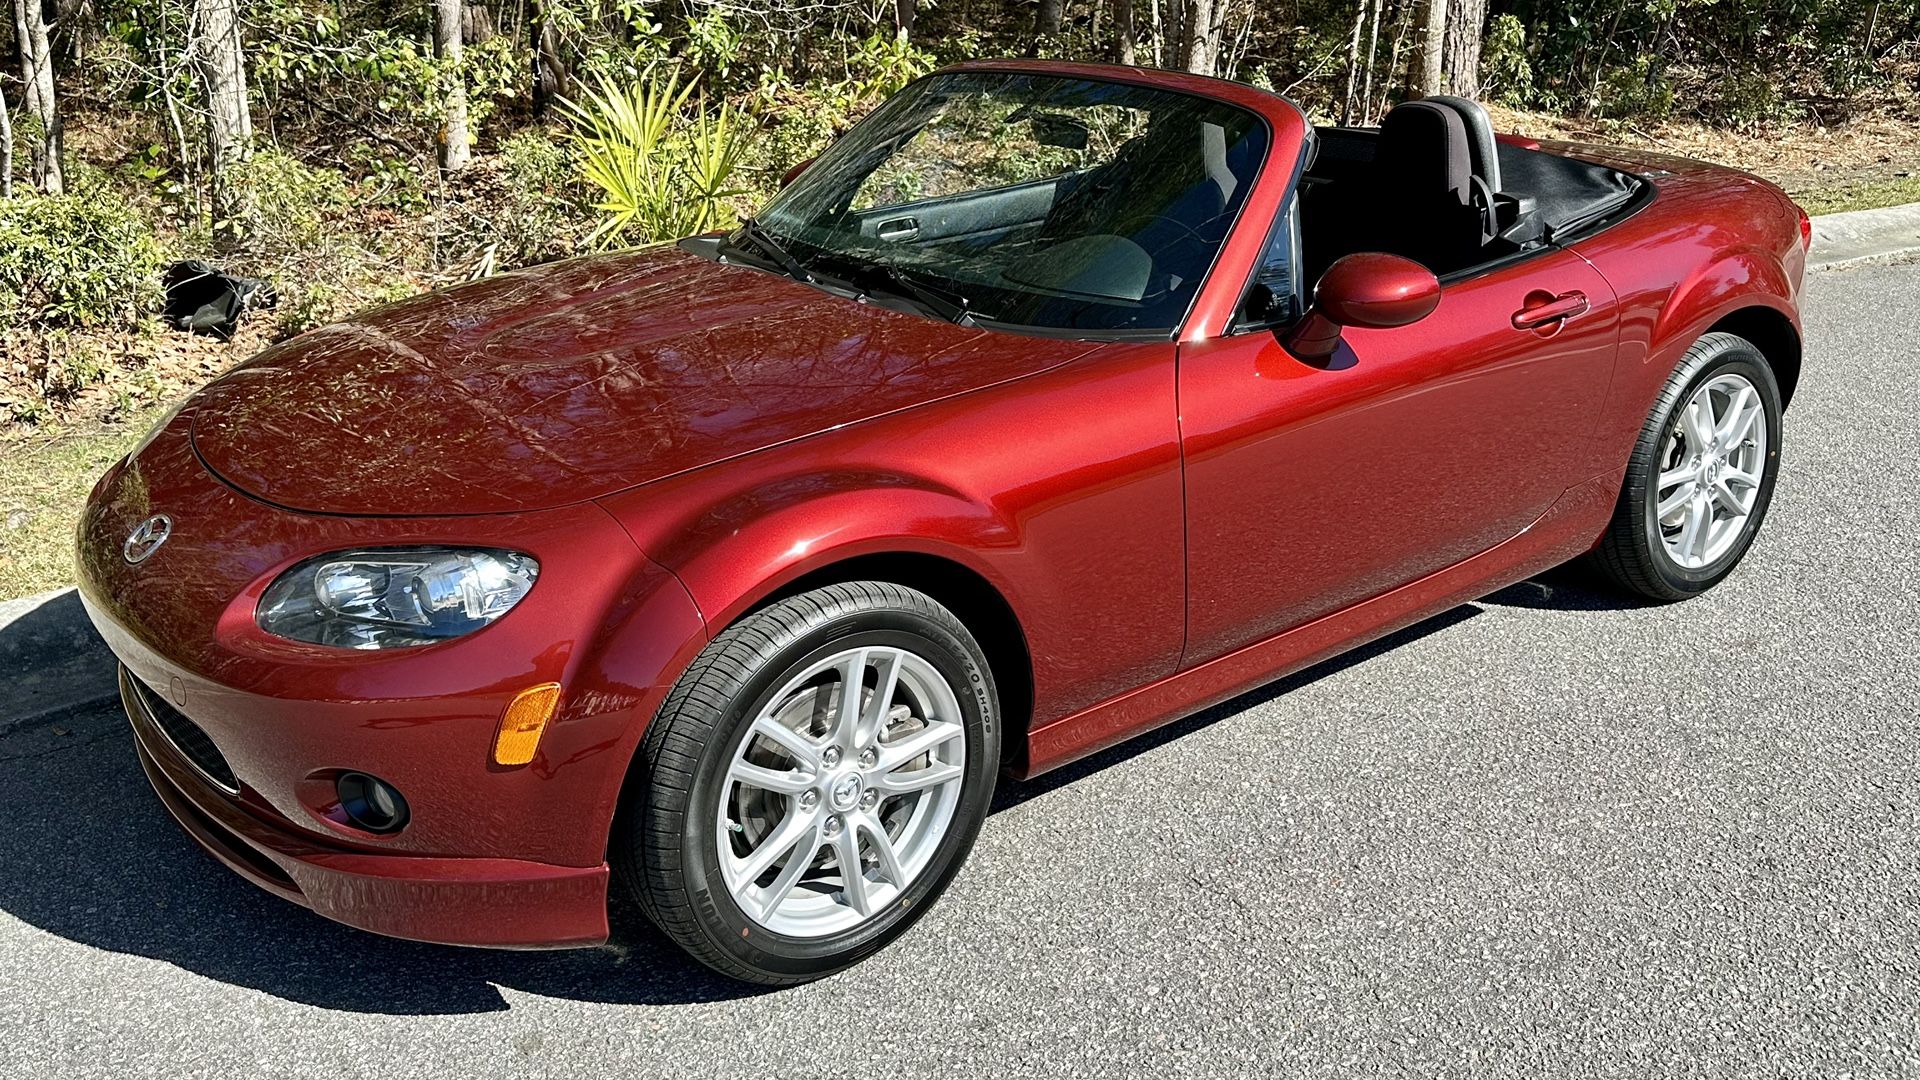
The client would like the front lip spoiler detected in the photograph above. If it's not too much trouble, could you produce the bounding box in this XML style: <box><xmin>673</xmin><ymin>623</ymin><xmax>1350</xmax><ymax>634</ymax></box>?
<box><xmin>123</xmin><ymin>679</ymin><xmax>613</xmax><ymax>950</ymax></box>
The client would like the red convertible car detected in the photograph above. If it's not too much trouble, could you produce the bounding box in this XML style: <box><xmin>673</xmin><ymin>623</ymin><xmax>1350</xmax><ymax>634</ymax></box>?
<box><xmin>77</xmin><ymin>60</ymin><xmax>1807</xmax><ymax>984</ymax></box>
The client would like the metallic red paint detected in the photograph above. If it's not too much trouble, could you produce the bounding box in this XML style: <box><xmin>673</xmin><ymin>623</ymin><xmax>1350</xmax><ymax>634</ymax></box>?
<box><xmin>75</xmin><ymin>60</ymin><xmax>1806</xmax><ymax>950</ymax></box>
<box><xmin>188</xmin><ymin>245</ymin><xmax>1100</xmax><ymax>517</ymax></box>
<box><xmin>1282</xmin><ymin>252</ymin><xmax>1443</xmax><ymax>360</ymax></box>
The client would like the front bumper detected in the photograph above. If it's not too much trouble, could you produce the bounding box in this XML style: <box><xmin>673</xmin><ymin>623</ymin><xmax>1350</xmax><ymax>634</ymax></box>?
<box><xmin>126</xmin><ymin>666</ymin><xmax>611</xmax><ymax>947</ymax></box>
<box><xmin>78</xmin><ymin>406</ymin><xmax>711</xmax><ymax>947</ymax></box>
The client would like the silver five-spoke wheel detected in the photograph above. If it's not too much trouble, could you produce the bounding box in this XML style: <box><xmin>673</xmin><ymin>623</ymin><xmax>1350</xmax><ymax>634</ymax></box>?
<box><xmin>718</xmin><ymin>645</ymin><xmax>966</xmax><ymax>937</ymax></box>
<box><xmin>1650</xmin><ymin>372</ymin><xmax>1767</xmax><ymax>569</ymax></box>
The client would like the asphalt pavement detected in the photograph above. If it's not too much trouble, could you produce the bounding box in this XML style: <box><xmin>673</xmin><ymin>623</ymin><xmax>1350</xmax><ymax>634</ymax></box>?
<box><xmin>1</xmin><ymin>259</ymin><xmax>1916</xmax><ymax>1078</ymax></box>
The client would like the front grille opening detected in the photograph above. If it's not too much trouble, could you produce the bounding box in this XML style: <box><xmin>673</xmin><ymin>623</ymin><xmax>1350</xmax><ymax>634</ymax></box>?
<box><xmin>126</xmin><ymin>671</ymin><xmax>241</xmax><ymax>795</ymax></box>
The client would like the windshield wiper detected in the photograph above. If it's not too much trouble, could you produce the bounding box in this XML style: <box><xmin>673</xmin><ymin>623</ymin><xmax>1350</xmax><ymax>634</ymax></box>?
<box><xmin>724</xmin><ymin>218</ymin><xmax>812</xmax><ymax>283</ymax></box>
<box><xmin>814</xmin><ymin>255</ymin><xmax>975</xmax><ymax>327</ymax></box>
<box><xmin>869</xmin><ymin>265</ymin><xmax>974</xmax><ymax>326</ymax></box>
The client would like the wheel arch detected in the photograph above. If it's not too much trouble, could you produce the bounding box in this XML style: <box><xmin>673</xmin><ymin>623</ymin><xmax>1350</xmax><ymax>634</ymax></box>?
<box><xmin>742</xmin><ymin>551</ymin><xmax>1035</xmax><ymax>770</ymax></box>
<box><xmin>1706</xmin><ymin>305</ymin><xmax>1802</xmax><ymax>408</ymax></box>
<box><xmin>1649</xmin><ymin>245</ymin><xmax>1802</xmax><ymax>407</ymax></box>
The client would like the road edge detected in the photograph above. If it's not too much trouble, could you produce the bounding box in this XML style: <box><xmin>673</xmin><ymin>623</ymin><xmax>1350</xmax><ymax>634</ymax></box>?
<box><xmin>0</xmin><ymin>587</ymin><xmax>119</xmax><ymax>736</ymax></box>
<box><xmin>1808</xmin><ymin>200</ymin><xmax>1920</xmax><ymax>271</ymax></box>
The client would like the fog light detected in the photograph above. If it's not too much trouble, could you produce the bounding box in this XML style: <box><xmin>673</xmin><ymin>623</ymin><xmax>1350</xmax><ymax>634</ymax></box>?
<box><xmin>336</xmin><ymin>772</ymin><xmax>409</xmax><ymax>833</ymax></box>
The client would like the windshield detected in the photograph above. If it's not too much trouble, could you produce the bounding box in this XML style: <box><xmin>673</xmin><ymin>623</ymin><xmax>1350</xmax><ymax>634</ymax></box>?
<box><xmin>754</xmin><ymin>71</ymin><xmax>1269</xmax><ymax>335</ymax></box>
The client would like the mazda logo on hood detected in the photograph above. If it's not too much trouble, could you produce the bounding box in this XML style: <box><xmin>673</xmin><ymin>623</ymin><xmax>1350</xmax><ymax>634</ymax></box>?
<box><xmin>123</xmin><ymin>514</ymin><xmax>172</xmax><ymax>565</ymax></box>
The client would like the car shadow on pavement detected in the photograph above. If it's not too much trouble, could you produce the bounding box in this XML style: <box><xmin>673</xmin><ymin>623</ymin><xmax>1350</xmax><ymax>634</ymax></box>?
<box><xmin>994</xmin><ymin>603</ymin><xmax>1483</xmax><ymax>812</ymax></box>
<box><xmin>0</xmin><ymin>705</ymin><xmax>768</xmax><ymax>1014</ymax></box>
<box><xmin>0</xmin><ymin>594</ymin><xmax>1497</xmax><ymax>1016</ymax></box>
<box><xmin>1477</xmin><ymin>564</ymin><xmax>1658</xmax><ymax>612</ymax></box>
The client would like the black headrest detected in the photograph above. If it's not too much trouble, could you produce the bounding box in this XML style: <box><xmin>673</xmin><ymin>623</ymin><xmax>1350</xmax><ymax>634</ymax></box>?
<box><xmin>1377</xmin><ymin>100</ymin><xmax>1471</xmax><ymax>208</ymax></box>
<box><xmin>1423</xmin><ymin>95</ymin><xmax>1502</xmax><ymax>193</ymax></box>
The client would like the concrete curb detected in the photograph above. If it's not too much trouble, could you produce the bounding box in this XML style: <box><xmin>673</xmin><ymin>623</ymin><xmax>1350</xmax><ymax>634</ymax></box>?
<box><xmin>1809</xmin><ymin>201</ymin><xmax>1920</xmax><ymax>271</ymax></box>
<box><xmin>0</xmin><ymin>587</ymin><xmax>118</xmax><ymax>735</ymax></box>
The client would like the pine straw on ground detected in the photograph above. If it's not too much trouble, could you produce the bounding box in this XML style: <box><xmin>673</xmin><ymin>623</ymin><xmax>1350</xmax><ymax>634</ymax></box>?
<box><xmin>1487</xmin><ymin>104</ymin><xmax>1920</xmax><ymax>212</ymax></box>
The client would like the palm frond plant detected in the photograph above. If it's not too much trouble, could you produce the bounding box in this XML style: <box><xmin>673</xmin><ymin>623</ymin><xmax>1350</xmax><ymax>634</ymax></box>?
<box><xmin>560</xmin><ymin>68</ymin><xmax>753</xmax><ymax>249</ymax></box>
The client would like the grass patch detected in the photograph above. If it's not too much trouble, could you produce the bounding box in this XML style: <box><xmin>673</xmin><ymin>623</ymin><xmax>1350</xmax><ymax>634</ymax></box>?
<box><xmin>1790</xmin><ymin>174</ymin><xmax>1920</xmax><ymax>216</ymax></box>
<box><xmin>0</xmin><ymin>408</ymin><xmax>163</xmax><ymax>600</ymax></box>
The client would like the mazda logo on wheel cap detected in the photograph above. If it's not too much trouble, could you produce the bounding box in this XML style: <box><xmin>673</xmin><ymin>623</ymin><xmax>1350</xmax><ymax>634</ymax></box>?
<box><xmin>829</xmin><ymin>773</ymin><xmax>863</xmax><ymax>812</ymax></box>
<box><xmin>122</xmin><ymin>514</ymin><xmax>172</xmax><ymax>565</ymax></box>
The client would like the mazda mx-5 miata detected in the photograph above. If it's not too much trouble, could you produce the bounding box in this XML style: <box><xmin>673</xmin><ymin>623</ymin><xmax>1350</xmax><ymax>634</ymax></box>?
<box><xmin>78</xmin><ymin>60</ymin><xmax>1807</xmax><ymax>984</ymax></box>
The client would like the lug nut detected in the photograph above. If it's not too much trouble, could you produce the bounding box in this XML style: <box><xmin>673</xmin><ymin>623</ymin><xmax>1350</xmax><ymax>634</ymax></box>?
<box><xmin>823</xmin><ymin>746</ymin><xmax>842</xmax><ymax>767</ymax></box>
<box><xmin>858</xmin><ymin>747</ymin><xmax>877</xmax><ymax>769</ymax></box>
<box><xmin>824</xmin><ymin>815</ymin><xmax>843</xmax><ymax>837</ymax></box>
<box><xmin>799</xmin><ymin>790</ymin><xmax>819</xmax><ymax>811</ymax></box>
<box><xmin>860</xmin><ymin>790</ymin><xmax>879</xmax><ymax>810</ymax></box>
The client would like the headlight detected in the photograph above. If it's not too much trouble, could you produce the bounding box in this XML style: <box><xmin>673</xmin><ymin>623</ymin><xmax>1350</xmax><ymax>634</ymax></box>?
<box><xmin>256</xmin><ymin>548</ymin><xmax>539</xmax><ymax>649</ymax></box>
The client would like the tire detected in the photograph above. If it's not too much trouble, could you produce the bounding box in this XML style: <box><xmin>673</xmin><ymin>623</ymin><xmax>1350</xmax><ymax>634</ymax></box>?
<box><xmin>1589</xmin><ymin>332</ymin><xmax>1783</xmax><ymax>600</ymax></box>
<box><xmin>618</xmin><ymin>582</ymin><xmax>1000</xmax><ymax>985</ymax></box>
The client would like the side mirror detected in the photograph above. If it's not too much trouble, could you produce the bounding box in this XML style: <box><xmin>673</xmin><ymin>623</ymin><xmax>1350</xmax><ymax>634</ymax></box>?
<box><xmin>779</xmin><ymin>157</ymin><xmax>816</xmax><ymax>190</ymax></box>
<box><xmin>1282</xmin><ymin>253</ymin><xmax>1441</xmax><ymax>363</ymax></box>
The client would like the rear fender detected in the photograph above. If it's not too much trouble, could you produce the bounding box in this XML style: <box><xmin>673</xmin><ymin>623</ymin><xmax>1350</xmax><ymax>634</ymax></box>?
<box><xmin>1588</xmin><ymin>244</ymin><xmax>1800</xmax><ymax>477</ymax></box>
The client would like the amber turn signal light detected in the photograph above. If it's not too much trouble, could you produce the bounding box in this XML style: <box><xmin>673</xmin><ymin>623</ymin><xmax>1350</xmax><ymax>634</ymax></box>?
<box><xmin>493</xmin><ymin>682</ymin><xmax>562</xmax><ymax>766</ymax></box>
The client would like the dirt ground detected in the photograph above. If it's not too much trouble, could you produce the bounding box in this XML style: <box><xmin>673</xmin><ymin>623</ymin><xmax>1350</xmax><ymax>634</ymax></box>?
<box><xmin>1488</xmin><ymin>104</ymin><xmax>1920</xmax><ymax>212</ymax></box>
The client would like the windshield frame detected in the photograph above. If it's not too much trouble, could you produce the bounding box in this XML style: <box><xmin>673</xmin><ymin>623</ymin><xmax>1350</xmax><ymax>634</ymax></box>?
<box><xmin>745</xmin><ymin>65</ymin><xmax>1286</xmax><ymax>342</ymax></box>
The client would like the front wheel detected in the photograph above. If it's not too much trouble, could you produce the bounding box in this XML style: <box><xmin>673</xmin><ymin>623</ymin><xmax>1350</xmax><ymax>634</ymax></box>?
<box><xmin>1589</xmin><ymin>332</ymin><xmax>1783</xmax><ymax>600</ymax></box>
<box><xmin>618</xmin><ymin>582</ymin><xmax>1000</xmax><ymax>985</ymax></box>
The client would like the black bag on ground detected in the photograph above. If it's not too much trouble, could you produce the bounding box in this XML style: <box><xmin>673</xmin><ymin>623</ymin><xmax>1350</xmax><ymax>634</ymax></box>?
<box><xmin>161</xmin><ymin>260</ymin><xmax>279</xmax><ymax>339</ymax></box>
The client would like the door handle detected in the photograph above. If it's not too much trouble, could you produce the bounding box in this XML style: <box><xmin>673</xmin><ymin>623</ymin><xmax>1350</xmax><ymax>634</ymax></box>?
<box><xmin>1511</xmin><ymin>290</ymin><xmax>1589</xmax><ymax>330</ymax></box>
<box><xmin>876</xmin><ymin>216</ymin><xmax>920</xmax><ymax>241</ymax></box>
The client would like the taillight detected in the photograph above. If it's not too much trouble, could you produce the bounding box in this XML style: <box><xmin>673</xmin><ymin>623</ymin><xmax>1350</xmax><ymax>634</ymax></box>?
<box><xmin>1798</xmin><ymin>206</ymin><xmax>1813</xmax><ymax>249</ymax></box>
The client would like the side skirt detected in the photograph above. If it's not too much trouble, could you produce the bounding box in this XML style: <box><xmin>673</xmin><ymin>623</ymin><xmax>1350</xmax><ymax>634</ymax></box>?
<box><xmin>1018</xmin><ymin>470</ymin><xmax>1623</xmax><ymax>778</ymax></box>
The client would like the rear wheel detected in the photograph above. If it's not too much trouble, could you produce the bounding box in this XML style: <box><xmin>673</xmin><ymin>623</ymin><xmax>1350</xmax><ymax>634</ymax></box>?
<box><xmin>1590</xmin><ymin>332</ymin><xmax>1783</xmax><ymax>600</ymax></box>
<box><xmin>618</xmin><ymin>582</ymin><xmax>999</xmax><ymax>985</ymax></box>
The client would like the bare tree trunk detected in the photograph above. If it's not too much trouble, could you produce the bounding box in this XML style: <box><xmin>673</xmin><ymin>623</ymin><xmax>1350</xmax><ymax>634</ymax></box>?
<box><xmin>1178</xmin><ymin>0</ymin><xmax>1219</xmax><ymax>75</ymax></box>
<box><xmin>1340</xmin><ymin>0</ymin><xmax>1366</xmax><ymax>124</ymax></box>
<box><xmin>529</xmin><ymin>0</ymin><xmax>569</xmax><ymax>114</ymax></box>
<box><xmin>1383</xmin><ymin>0</ymin><xmax>1413</xmax><ymax>115</ymax></box>
<box><xmin>1031</xmin><ymin>0</ymin><xmax>1064</xmax><ymax>48</ymax></box>
<box><xmin>192</xmin><ymin>0</ymin><xmax>252</xmax><ymax>242</ymax></box>
<box><xmin>1412</xmin><ymin>0</ymin><xmax>1446</xmax><ymax>96</ymax></box>
<box><xmin>0</xmin><ymin>82</ymin><xmax>13</xmax><ymax>200</ymax></box>
<box><xmin>1359</xmin><ymin>0</ymin><xmax>1382</xmax><ymax>124</ymax></box>
<box><xmin>461</xmin><ymin>0</ymin><xmax>495</xmax><ymax>43</ymax></box>
<box><xmin>1442</xmin><ymin>0</ymin><xmax>1485</xmax><ymax>97</ymax></box>
<box><xmin>894</xmin><ymin>0</ymin><xmax>915</xmax><ymax>42</ymax></box>
<box><xmin>1113</xmin><ymin>0</ymin><xmax>1136</xmax><ymax>63</ymax></box>
<box><xmin>14</xmin><ymin>0</ymin><xmax>62</xmax><ymax>193</ymax></box>
<box><xmin>433</xmin><ymin>0</ymin><xmax>470</xmax><ymax>172</ymax></box>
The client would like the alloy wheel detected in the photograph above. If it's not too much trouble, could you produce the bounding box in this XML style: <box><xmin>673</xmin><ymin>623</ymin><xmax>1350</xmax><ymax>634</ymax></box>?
<box><xmin>1649</xmin><ymin>372</ymin><xmax>1768</xmax><ymax>569</ymax></box>
<box><xmin>716</xmin><ymin>645</ymin><xmax>967</xmax><ymax>937</ymax></box>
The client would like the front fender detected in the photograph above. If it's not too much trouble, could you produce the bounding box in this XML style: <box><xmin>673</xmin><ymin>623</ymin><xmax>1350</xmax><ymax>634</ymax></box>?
<box><xmin>624</xmin><ymin>468</ymin><xmax>1027</xmax><ymax>633</ymax></box>
<box><xmin>595</xmin><ymin>340</ymin><xmax>1189</xmax><ymax>734</ymax></box>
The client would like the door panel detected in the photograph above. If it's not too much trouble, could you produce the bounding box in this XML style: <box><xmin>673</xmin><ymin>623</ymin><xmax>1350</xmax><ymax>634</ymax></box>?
<box><xmin>851</xmin><ymin>173</ymin><xmax>1084</xmax><ymax>248</ymax></box>
<box><xmin>1178</xmin><ymin>250</ymin><xmax>1620</xmax><ymax>666</ymax></box>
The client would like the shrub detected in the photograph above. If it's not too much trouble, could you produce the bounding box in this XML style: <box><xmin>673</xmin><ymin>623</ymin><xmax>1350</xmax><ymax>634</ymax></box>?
<box><xmin>220</xmin><ymin>148</ymin><xmax>355</xmax><ymax>254</ymax></box>
<box><xmin>493</xmin><ymin>132</ymin><xmax>589</xmax><ymax>266</ymax></box>
<box><xmin>1480</xmin><ymin>15</ymin><xmax>1536</xmax><ymax>109</ymax></box>
<box><xmin>0</xmin><ymin>191</ymin><xmax>164</xmax><ymax>332</ymax></box>
<box><xmin>561</xmin><ymin>67</ymin><xmax>752</xmax><ymax>248</ymax></box>
<box><xmin>1597</xmin><ymin>56</ymin><xmax>1676</xmax><ymax>120</ymax></box>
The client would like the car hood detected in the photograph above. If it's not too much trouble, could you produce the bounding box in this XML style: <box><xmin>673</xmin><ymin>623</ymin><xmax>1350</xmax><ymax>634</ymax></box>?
<box><xmin>189</xmin><ymin>245</ymin><xmax>1099</xmax><ymax>516</ymax></box>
